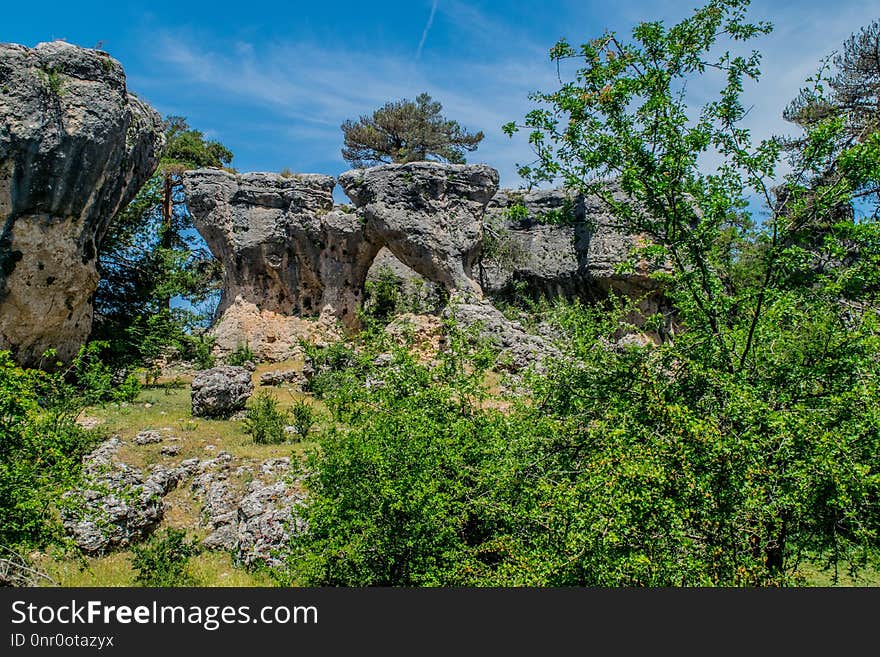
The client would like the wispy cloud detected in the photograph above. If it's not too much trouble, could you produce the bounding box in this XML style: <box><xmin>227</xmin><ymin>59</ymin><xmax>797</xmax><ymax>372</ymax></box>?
<box><xmin>416</xmin><ymin>0</ymin><xmax>439</xmax><ymax>60</ymax></box>
<box><xmin>134</xmin><ymin>2</ymin><xmax>875</xmax><ymax>190</ymax></box>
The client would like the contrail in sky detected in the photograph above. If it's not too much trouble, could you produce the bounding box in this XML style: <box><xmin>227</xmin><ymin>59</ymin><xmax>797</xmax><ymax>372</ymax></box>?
<box><xmin>416</xmin><ymin>0</ymin><xmax>439</xmax><ymax>60</ymax></box>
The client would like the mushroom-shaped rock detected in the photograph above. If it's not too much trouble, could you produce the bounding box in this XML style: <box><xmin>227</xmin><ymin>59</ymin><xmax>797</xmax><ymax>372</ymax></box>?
<box><xmin>183</xmin><ymin>169</ymin><xmax>381</xmax><ymax>333</ymax></box>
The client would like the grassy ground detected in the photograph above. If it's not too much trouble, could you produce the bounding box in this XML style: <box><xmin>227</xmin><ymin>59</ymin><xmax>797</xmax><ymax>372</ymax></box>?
<box><xmin>40</xmin><ymin>360</ymin><xmax>318</xmax><ymax>587</ymax></box>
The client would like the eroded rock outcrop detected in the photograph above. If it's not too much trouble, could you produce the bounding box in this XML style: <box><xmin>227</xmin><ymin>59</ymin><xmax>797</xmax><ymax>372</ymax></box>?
<box><xmin>0</xmin><ymin>41</ymin><xmax>164</xmax><ymax>366</ymax></box>
<box><xmin>185</xmin><ymin>162</ymin><xmax>498</xmax><ymax>359</ymax></box>
<box><xmin>481</xmin><ymin>187</ymin><xmax>662</xmax><ymax>303</ymax></box>
<box><xmin>184</xmin><ymin>169</ymin><xmax>381</xmax><ymax>356</ymax></box>
<box><xmin>339</xmin><ymin>162</ymin><xmax>498</xmax><ymax>296</ymax></box>
<box><xmin>61</xmin><ymin>437</ymin><xmax>182</xmax><ymax>554</ymax></box>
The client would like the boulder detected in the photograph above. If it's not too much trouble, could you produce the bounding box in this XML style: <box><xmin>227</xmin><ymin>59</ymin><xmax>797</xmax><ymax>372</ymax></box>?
<box><xmin>190</xmin><ymin>365</ymin><xmax>254</xmax><ymax>418</ymax></box>
<box><xmin>0</xmin><ymin>41</ymin><xmax>164</xmax><ymax>366</ymax></box>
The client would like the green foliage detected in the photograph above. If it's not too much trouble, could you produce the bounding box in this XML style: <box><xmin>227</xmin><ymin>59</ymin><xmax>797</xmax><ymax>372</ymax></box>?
<box><xmin>226</xmin><ymin>342</ymin><xmax>256</xmax><ymax>367</ymax></box>
<box><xmin>341</xmin><ymin>92</ymin><xmax>484</xmax><ymax>167</ymax></box>
<box><xmin>283</xmin><ymin>2</ymin><xmax>880</xmax><ymax>587</ymax></box>
<box><xmin>180</xmin><ymin>333</ymin><xmax>216</xmax><ymax>370</ymax></box>
<box><xmin>243</xmin><ymin>392</ymin><xmax>290</xmax><ymax>445</ymax></box>
<box><xmin>361</xmin><ymin>266</ymin><xmax>447</xmax><ymax>327</ymax></box>
<box><xmin>39</xmin><ymin>66</ymin><xmax>64</xmax><ymax>96</ymax></box>
<box><xmin>130</xmin><ymin>528</ymin><xmax>200</xmax><ymax>587</ymax></box>
<box><xmin>93</xmin><ymin>116</ymin><xmax>232</xmax><ymax>370</ymax></box>
<box><xmin>0</xmin><ymin>349</ymin><xmax>105</xmax><ymax>549</ymax></box>
<box><xmin>289</xmin><ymin>398</ymin><xmax>316</xmax><ymax>440</ymax></box>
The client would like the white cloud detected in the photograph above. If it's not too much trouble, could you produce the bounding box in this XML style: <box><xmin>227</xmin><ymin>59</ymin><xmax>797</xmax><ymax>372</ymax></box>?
<box><xmin>138</xmin><ymin>2</ymin><xmax>877</xmax><ymax>189</ymax></box>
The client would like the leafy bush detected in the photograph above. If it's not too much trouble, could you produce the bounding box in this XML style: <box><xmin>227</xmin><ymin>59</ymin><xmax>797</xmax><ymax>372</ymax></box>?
<box><xmin>130</xmin><ymin>529</ymin><xmax>200</xmax><ymax>586</ymax></box>
<box><xmin>227</xmin><ymin>342</ymin><xmax>256</xmax><ymax>366</ymax></box>
<box><xmin>361</xmin><ymin>266</ymin><xmax>447</xmax><ymax>326</ymax></box>
<box><xmin>243</xmin><ymin>392</ymin><xmax>290</xmax><ymax>444</ymax></box>
<box><xmin>0</xmin><ymin>350</ymin><xmax>102</xmax><ymax>549</ymax></box>
<box><xmin>180</xmin><ymin>333</ymin><xmax>216</xmax><ymax>370</ymax></box>
<box><xmin>289</xmin><ymin>398</ymin><xmax>316</xmax><ymax>440</ymax></box>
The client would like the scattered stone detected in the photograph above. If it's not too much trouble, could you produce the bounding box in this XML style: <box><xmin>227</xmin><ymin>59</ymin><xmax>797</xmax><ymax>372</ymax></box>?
<box><xmin>61</xmin><ymin>437</ymin><xmax>182</xmax><ymax>554</ymax></box>
<box><xmin>372</xmin><ymin>353</ymin><xmax>394</xmax><ymax>368</ymax></box>
<box><xmin>134</xmin><ymin>430</ymin><xmax>162</xmax><ymax>445</ymax></box>
<box><xmin>160</xmin><ymin>444</ymin><xmax>181</xmax><ymax>456</ymax></box>
<box><xmin>259</xmin><ymin>369</ymin><xmax>306</xmax><ymax>387</ymax></box>
<box><xmin>190</xmin><ymin>365</ymin><xmax>253</xmax><ymax>418</ymax></box>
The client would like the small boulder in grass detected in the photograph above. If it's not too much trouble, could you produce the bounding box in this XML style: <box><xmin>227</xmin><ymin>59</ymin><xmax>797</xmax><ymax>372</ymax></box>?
<box><xmin>135</xmin><ymin>430</ymin><xmax>162</xmax><ymax>445</ymax></box>
<box><xmin>191</xmin><ymin>365</ymin><xmax>254</xmax><ymax>418</ymax></box>
<box><xmin>259</xmin><ymin>369</ymin><xmax>305</xmax><ymax>387</ymax></box>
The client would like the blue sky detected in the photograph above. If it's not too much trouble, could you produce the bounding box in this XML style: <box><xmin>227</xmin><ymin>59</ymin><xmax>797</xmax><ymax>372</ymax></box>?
<box><xmin>4</xmin><ymin>0</ymin><xmax>879</xmax><ymax>193</ymax></box>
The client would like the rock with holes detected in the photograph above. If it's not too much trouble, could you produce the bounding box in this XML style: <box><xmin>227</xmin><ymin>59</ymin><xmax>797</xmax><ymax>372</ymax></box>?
<box><xmin>183</xmin><ymin>169</ymin><xmax>378</xmax><ymax>336</ymax></box>
<box><xmin>339</xmin><ymin>161</ymin><xmax>498</xmax><ymax>296</ymax></box>
<box><xmin>0</xmin><ymin>41</ymin><xmax>164</xmax><ymax>366</ymax></box>
<box><xmin>190</xmin><ymin>365</ymin><xmax>253</xmax><ymax>418</ymax></box>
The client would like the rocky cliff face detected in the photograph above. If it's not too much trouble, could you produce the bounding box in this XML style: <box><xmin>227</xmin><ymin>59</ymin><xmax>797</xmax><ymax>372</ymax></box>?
<box><xmin>185</xmin><ymin>161</ymin><xmax>664</xmax><ymax>366</ymax></box>
<box><xmin>0</xmin><ymin>41</ymin><xmax>164</xmax><ymax>366</ymax></box>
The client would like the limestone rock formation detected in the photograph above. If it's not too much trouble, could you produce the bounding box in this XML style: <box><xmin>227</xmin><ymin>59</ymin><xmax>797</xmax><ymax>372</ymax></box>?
<box><xmin>190</xmin><ymin>365</ymin><xmax>254</xmax><ymax>418</ymax></box>
<box><xmin>61</xmin><ymin>437</ymin><xmax>182</xmax><ymax>554</ymax></box>
<box><xmin>339</xmin><ymin>161</ymin><xmax>498</xmax><ymax>296</ymax></box>
<box><xmin>185</xmin><ymin>162</ymin><xmax>498</xmax><ymax>359</ymax></box>
<box><xmin>481</xmin><ymin>187</ymin><xmax>661</xmax><ymax>303</ymax></box>
<box><xmin>183</xmin><ymin>169</ymin><xmax>379</xmax><ymax>326</ymax></box>
<box><xmin>0</xmin><ymin>41</ymin><xmax>164</xmax><ymax>366</ymax></box>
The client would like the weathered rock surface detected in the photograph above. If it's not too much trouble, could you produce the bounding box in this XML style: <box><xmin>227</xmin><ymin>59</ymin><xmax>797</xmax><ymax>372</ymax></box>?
<box><xmin>190</xmin><ymin>454</ymin><xmax>304</xmax><ymax>567</ymax></box>
<box><xmin>183</xmin><ymin>169</ymin><xmax>379</xmax><ymax>330</ymax></box>
<box><xmin>339</xmin><ymin>161</ymin><xmax>498</xmax><ymax>296</ymax></box>
<box><xmin>444</xmin><ymin>296</ymin><xmax>561</xmax><ymax>371</ymax></box>
<box><xmin>61</xmin><ymin>437</ymin><xmax>182</xmax><ymax>554</ymax></box>
<box><xmin>0</xmin><ymin>41</ymin><xmax>164</xmax><ymax>366</ymax></box>
<box><xmin>259</xmin><ymin>368</ymin><xmax>305</xmax><ymax>387</ymax></box>
<box><xmin>209</xmin><ymin>298</ymin><xmax>342</xmax><ymax>362</ymax></box>
<box><xmin>185</xmin><ymin>162</ymin><xmax>497</xmax><ymax>358</ymax></box>
<box><xmin>190</xmin><ymin>365</ymin><xmax>253</xmax><ymax>418</ymax></box>
<box><xmin>481</xmin><ymin>187</ymin><xmax>661</xmax><ymax>303</ymax></box>
<box><xmin>63</xmin><ymin>441</ymin><xmax>304</xmax><ymax>564</ymax></box>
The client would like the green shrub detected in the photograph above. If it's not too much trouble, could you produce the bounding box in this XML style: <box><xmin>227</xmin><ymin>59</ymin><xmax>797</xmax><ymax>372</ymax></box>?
<box><xmin>227</xmin><ymin>342</ymin><xmax>257</xmax><ymax>366</ymax></box>
<box><xmin>289</xmin><ymin>398</ymin><xmax>316</xmax><ymax>440</ymax></box>
<box><xmin>130</xmin><ymin>529</ymin><xmax>200</xmax><ymax>587</ymax></box>
<box><xmin>0</xmin><ymin>351</ymin><xmax>101</xmax><ymax>549</ymax></box>
<box><xmin>243</xmin><ymin>392</ymin><xmax>290</xmax><ymax>444</ymax></box>
<box><xmin>180</xmin><ymin>333</ymin><xmax>215</xmax><ymax>370</ymax></box>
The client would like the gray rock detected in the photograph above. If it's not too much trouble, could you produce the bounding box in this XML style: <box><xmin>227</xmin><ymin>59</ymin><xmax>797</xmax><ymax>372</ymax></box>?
<box><xmin>183</xmin><ymin>169</ymin><xmax>376</xmax><ymax>333</ymax></box>
<box><xmin>185</xmin><ymin>162</ymin><xmax>498</xmax><ymax>338</ymax></box>
<box><xmin>160</xmin><ymin>444</ymin><xmax>181</xmax><ymax>456</ymax></box>
<box><xmin>259</xmin><ymin>369</ymin><xmax>305</xmax><ymax>387</ymax></box>
<box><xmin>481</xmin><ymin>186</ymin><xmax>664</xmax><ymax>304</ymax></box>
<box><xmin>134</xmin><ymin>430</ymin><xmax>162</xmax><ymax>445</ymax></box>
<box><xmin>339</xmin><ymin>161</ymin><xmax>498</xmax><ymax>297</ymax></box>
<box><xmin>444</xmin><ymin>296</ymin><xmax>560</xmax><ymax>372</ymax></box>
<box><xmin>0</xmin><ymin>41</ymin><xmax>164</xmax><ymax>366</ymax></box>
<box><xmin>61</xmin><ymin>438</ymin><xmax>181</xmax><ymax>554</ymax></box>
<box><xmin>190</xmin><ymin>365</ymin><xmax>253</xmax><ymax>418</ymax></box>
